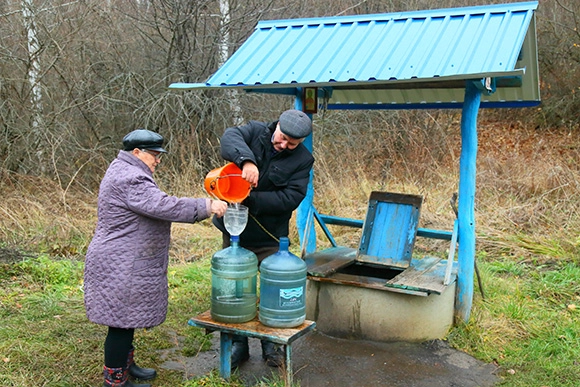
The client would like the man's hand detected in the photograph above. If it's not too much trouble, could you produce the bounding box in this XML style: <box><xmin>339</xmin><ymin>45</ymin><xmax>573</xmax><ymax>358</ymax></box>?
<box><xmin>242</xmin><ymin>162</ymin><xmax>259</xmax><ymax>187</ymax></box>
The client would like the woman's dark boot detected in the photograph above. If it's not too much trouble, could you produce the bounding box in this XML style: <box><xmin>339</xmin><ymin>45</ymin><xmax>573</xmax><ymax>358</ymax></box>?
<box><xmin>103</xmin><ymin>365</ymin><xmax>151</xmax><ymax>387</ymax></box>
<box><xmin>127</xmin><ymin>346</ymin><xmax>157</xmax><ymax>380</ymax></box>
<box><xmin>231</xmin><ymin>335</ymin><xmax>250</xmax><ymax>369</ymax></box>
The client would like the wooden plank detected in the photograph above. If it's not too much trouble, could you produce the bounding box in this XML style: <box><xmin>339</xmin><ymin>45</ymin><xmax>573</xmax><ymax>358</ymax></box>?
<box><xmin>308</xmin><ymin>274</ymin><xmax>429</xmax><ymax>296</ymax></box>
<box><xmin>307</xmin><ymin>253</ymin><xmax>456</xmax><ymax>295</ymax></box>
<box><xmin>386</xmin><ymin>257</ymin><xmax>456</xmax><ymax>294</ymax></box>
<box><xmin>304</xmin><ymin>246</ymin><xmax>357</xmax><ymax>277</ymax></box>
<box><xmin>188</xmin><ymin>310</ymin><xmax>316</xmax><ymax>345</ymax></box>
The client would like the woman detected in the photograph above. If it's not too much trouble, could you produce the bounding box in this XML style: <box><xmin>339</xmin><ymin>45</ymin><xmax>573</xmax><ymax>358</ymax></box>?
<box><xmin>84</xmin><ymin>129</ymin><xmax>227</xmax><ymax>387</ymax></box>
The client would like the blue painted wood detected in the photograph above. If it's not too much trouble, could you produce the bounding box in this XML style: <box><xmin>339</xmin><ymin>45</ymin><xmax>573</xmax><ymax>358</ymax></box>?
<box><xmin>359</xmin><ymin>202</ymin><xmax>415</xmax><ymax>267</ymax></box>
<box><xmin>316</xmin><ymin>213</ymin><xmax>454</xmax><ymax>240</ymax></box>
<box><xmin>326</xmin><ymin>100</ymin><xmax>539</xmax><ymax>110</ymax></box>
<box><xmin>456</xmin><ymin>81</ymin><xmax>480</xmax><ymax>322</ymax></box>
<box><xmin>219</xmin><ymin>333</ymin><xmax>232</xmax><ymax>379</ymax></box>
<box><xmin>318</xmin><ymin>214</ymin><xmax>364</xmax><ymax>228</ymax></box>
<box><xmin>294</xmin><ymin>91</ymin><xmax>317</xmax><ymax>254</ymax></box>
<box><xmin>286</xmin><ymin>345</ymin><xmax>293</xmax><ymax>383</ymax></box>
<box><xmin>188</xmin><ymin>311</ymin><xmax>316</xmax><ymax>385</ymax></box>
<box><xmin>313</xmin><ymin>208</ymin><xmax>338</xmax><ymax>247</ymax></box>
<box><xmin>416</xmin><ymin>228</ymin><xmax>453</xmax><ymax>240</ymax></box>
<box><xmin>358</xmin><ymin>192</ymin><xmax>421</xmax><ymax>268</ymax></box>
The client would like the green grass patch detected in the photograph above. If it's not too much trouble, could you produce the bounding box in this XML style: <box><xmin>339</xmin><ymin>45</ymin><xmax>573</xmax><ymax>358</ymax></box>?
<box><xmin>2</xmin><ymin>244</ymin><xmax>580</xmax><ymax>386</ymax></box>
<box><xmin>0</xmin><ymin>254</ymin><xmax>289</xmax><ymax>387</ymax></box>
<box><xmin>447</xmin><ymin>254</ymin><xmax>580</xmax><ymax>387</ymax></box>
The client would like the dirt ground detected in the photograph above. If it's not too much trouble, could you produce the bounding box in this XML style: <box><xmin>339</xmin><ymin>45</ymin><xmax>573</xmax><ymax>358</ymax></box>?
<box><xmin>160</xmin><ymin>329</ymin><xmax>500</xmax><ymax>387</ymax></box>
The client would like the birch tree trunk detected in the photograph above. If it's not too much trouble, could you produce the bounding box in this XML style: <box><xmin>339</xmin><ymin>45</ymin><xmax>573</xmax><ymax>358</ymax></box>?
<box><xmin>219</xmin><ymin>0</ymin><xmax>242</xmax><ymax>125</ymax></box>
<box><xmin>21</xmin><ymin>0</ymin><xmax>45</xmax><ymax>172</ymax></box>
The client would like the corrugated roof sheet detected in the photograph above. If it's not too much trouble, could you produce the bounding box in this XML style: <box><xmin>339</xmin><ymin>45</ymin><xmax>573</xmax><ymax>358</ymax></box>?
<box><xmin>170</xmin><ymin>1</ymin><xmax>540</xmax><ymax>109</ymax></box>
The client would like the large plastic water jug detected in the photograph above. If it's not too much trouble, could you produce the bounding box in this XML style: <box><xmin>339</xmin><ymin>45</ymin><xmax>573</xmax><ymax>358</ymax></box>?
<box><xmin>259</xmin><ymin>237</ymin><xmax>307</xmax><ymax>328</ymax></box>
<box><xmin>211</xmin><ymin>235</ymin><xmax>258</xmax><ymax>323</ymax></box>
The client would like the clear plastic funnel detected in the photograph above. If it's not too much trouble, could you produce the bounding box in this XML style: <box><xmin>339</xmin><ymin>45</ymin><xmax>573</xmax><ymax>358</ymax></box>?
<box><xmin>224</xmin><ymin>204</ymin><xmax>248</xmax><ymax>236</ymax></box>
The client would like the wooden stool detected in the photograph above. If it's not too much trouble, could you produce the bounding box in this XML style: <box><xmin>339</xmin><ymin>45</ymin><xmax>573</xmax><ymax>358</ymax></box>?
<box><xmin>188</xmin><ymin>310</ymin><xmax>316</xmax><ymax>385</ymax></box>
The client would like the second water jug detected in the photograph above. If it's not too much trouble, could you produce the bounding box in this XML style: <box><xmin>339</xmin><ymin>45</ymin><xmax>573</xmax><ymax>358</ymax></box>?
<box><xmin>211</xmin><ymin>235</ymin><xmax>258</xmax><ymax>323</ymax></box>
<box><xmin>259</xmin><ymin>237</ymin><xmax>307</xmax><ymax>328</ymax></box>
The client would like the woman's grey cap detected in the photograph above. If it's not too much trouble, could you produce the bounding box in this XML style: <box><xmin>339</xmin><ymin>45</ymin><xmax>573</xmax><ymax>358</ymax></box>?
<box><xmin>123</xmin><ymin>129</ymin><xmax>167</xmax><ymax>153</ymax></box>
<box><xmin>279</xmin><ymin>109</ymin><xmax>312</xmax><ymax>139</ymax></box>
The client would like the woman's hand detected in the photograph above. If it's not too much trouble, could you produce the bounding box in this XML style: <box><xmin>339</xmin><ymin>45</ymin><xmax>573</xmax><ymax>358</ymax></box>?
<box><xmin>211</xmin><ymin>200</ymin><xmax>228</xmax><ymax>217</ymax></box>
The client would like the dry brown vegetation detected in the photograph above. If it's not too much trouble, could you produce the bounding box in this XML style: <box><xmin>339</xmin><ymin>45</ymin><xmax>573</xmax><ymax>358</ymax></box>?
<box><xmin>310</xmin><ymin>110</ymin><xmax>580</xmax><ymax>261</ymax></box>
<box><xmin>1</xmin><ymin>109</ymin><xmax>578</xmax><ymax>269</ymax></box>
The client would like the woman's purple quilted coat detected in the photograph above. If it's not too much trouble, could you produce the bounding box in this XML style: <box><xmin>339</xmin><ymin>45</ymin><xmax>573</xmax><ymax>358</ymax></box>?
<box><xmin>84</xmin><ymin>151</ymin><xmax>211</xmax><ymax>329</ymax></box>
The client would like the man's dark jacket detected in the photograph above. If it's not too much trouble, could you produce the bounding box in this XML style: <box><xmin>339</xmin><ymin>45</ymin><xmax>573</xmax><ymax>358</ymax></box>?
<box><xmin>213</xmin><ymin>119</ymin><xmax>314</xmax><ymax>248</ymax></box>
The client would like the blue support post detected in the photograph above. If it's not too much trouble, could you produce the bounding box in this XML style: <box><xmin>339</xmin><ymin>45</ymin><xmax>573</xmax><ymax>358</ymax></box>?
<box><xmin>219</xmin><ymin>333</ymin><xmax>232</xmax><ymax>379</ymax></box>
<box><xmin>456</xmin><ymin>81</ymin><xmax>481</xmax><ymax>322</ymax></box>
<box><xmin>294</xmin><ymin>88</ymin><xmax>317</xmax><ymax>253</ymax></box>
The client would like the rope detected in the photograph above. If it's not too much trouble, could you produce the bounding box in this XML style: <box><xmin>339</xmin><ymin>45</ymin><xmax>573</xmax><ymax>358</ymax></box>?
<box><xmin>206</xmin><ymin>172</ymin><xmax>280</xmax><ymax>243</ymax></box>
<box><xmin>206</xmin><ymin>175</ymin><xmax>278</xmax><ymax>243</ymax></box>
<box><xmin>249</xmin><ymin>213</ymin><xmax>279</xmax><ymax>243</ymax></box>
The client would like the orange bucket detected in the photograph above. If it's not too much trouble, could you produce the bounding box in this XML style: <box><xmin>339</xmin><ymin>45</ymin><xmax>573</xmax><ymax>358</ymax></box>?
<box><xmin>204</xmin><ymin>163</ymin><xmax>251</xmax><ymax>203</ymax></box>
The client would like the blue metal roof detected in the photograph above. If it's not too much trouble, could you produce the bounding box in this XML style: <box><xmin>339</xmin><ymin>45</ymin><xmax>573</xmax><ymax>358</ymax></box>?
<box><xmin>170</xmin><ymin>1</ymin><xmax>540</xmax><ymax>109</ymax></box>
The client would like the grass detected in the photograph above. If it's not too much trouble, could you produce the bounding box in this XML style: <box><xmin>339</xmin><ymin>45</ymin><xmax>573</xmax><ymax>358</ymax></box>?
<box><xmin>448</xmin><ymin>256</ymin><xmax>580</xmax><ymax>386</ymax></box>
<box><xmin>1</xmin><ymin>117</ymin><xmax>579</xmax><ymax>386</ymax></box>
<box><xmin>2</xmin><ymin>246</ymin><xmax>579</xmax><ymax>386</ymax></box>
<box><xmin>0</xmin><ymin>247</ymin><xmax>300</xmax><ymax>387</ymax></box>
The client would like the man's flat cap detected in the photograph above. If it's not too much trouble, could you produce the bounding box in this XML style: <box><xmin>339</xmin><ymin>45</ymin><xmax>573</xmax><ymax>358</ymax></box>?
<box><xmin>279</xmin><ymin>109</ymin><xmax>312</xmax><ymax>139</ymax></box>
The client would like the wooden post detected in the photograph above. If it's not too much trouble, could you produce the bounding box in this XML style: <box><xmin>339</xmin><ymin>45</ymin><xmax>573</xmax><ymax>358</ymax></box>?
<box><xmin>456</xmin><ymin>81</ymin><xmax>481</xmax><ymax>322</ymax></box>
<box><xmin>219</xmin><ymin>333</ymin><xmax>232</xmax><ymax>379</ymax></box>
<box><xmin>294</xmin><ymin>88</ymin><xmax>317</xmax><ymax>253</ymax></box>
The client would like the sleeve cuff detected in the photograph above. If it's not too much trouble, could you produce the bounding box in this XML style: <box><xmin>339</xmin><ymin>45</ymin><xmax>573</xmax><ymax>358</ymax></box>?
<box><xmin>205</xmin><ymin>199</ymin><xmax>212</xmax><ymax>218</ymax></box>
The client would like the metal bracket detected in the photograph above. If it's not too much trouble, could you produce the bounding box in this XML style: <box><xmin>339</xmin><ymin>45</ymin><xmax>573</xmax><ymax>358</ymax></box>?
<box><xmin>471</xmin><ymin>77</ymin><xmax>496</xmax><ymax>95</ymax></box>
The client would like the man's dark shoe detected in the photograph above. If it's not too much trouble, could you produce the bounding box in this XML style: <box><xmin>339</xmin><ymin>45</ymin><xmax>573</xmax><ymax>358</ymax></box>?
<box><xmin>261</xmin><ymin>340</ymin><xmax>285</xmax><ymax>367</ymax></box>
<box><xmin>231</xmin><ymin>338</ymin><xmax>250</xmax><ymax>369</ymax></box>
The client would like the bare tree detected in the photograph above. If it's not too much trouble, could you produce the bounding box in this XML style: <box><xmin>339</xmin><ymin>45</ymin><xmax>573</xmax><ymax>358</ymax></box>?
<box><xmin>21</xmin><ymin>0</ymin><xmax>45</xmax><ymax>172</ymax></box>
<box><xmin>535</xmin><ymin>0</ymin><xmax>580</xmax><ymax>128</ymax></box>
<box><xmin>0</xmin><ymin>0</ymin><xmax>576</xmax><ymax>191</ymax></box>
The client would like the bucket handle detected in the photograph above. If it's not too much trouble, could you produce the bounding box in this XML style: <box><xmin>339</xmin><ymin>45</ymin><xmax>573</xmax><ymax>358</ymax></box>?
<box><xmin>207</xmin><ymin>174</ymin><xmax>250</xmax><ymax>203</ymax></box>
<box><xmin>208</xmin><ymin>174</ymin><xmax>244</xmax><ymax>191</ymax></box>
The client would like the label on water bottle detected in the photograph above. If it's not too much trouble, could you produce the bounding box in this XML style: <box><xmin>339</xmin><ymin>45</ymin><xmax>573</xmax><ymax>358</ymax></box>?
<box><xmin>278</xmin><ymin>286</ymin><xmax>304</xmax><ymax>307</ymax></box>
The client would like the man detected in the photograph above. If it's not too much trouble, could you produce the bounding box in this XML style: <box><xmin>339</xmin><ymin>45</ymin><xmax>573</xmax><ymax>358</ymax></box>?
<box><xmin>212</xmin><ymin>109</ymin><xmax>315</xmax><ymax>368</ymax></box>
